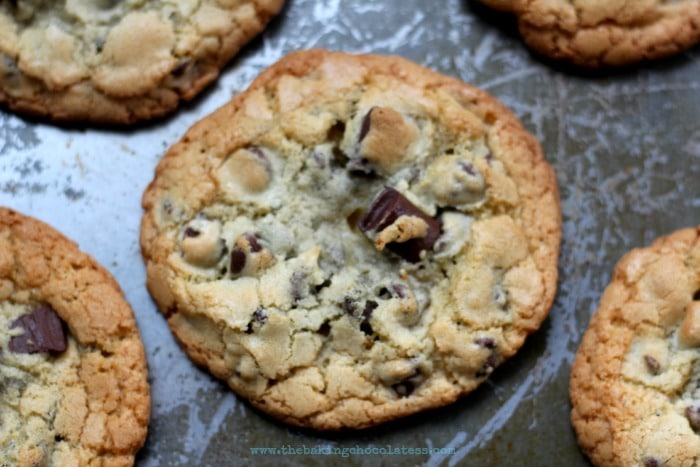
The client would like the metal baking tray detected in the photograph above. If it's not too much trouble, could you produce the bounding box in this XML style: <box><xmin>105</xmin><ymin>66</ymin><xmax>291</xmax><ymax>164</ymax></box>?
<box><xmin>2</xmin><ymin>0</ymin><xmax>698</xmax><ymax>465</ymax></box>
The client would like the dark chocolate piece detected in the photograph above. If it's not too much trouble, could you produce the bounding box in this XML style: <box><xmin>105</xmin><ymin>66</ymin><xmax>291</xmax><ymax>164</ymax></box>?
<box><xmin>230</xmin><ymin>248</ymin><xmax>246</xmax><ymax>275</ymax></box>
<box><xmin>475</xmin><ymin>337</ymin><xmax>497</xmax><ymax>349</ymax></box>
<box><xmin>476</xmin><ymin>353</ymin><xmax>499</xmax><ymax>378</ymax></box>
<box><xmin>358</xmin><ymin>187</ymin><xmax>441</xmax><ymax>262</ymax></box>
<box><xmin>183</xmin><ymin>227</ymin><xmax>200</xmax><ymax>238</ymax></box>
<box><xmin>246</xmin><ymin>234</ymin><xmax>262</xmax><ymax>252</ymax></box>
<box><xmin>9</xmin><ymin>304</ymin><xmax>67</xmax><ymax>354</ymax></box>
<box><xmin>358</xmin><ymin>108</ymin><xmax>375</xmax><ymax>143</ymax></box>
<box><xmin>685</xmin><ymin>405</ymin><xmax>700</xmax><ymax>431</ymax></box>
<box><xmin>644</xmin><ymin>355</ymin><xmax>661</xmax><ymax>375</ymax></box>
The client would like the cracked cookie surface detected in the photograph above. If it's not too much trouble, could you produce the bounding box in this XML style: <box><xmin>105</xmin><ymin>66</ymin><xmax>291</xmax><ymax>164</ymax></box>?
<box><xmin>0</xmin><ymin>208</ymin><xmax>150</xmax><ymax>466</ymax></box>
<box><xmin>140</xmin><ymin>49</ymin><xmax>561</xmax><ymax>430</ymax></box>
<box><xmin>570</xmin><ymin>227</ymin><xmax>700</xmax><ymax>466</ymax></box>
<box><xmin>475</xmin><ymin>0</ymin><xmax>700</xmax><ymax>67</ymax></box>
<box><xmin>0</xmin><ymin>0</ymin><xmax>284</xmax><ymax>124</ymax></box>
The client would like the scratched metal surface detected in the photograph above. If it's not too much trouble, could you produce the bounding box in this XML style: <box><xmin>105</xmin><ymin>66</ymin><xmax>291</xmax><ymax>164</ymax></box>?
<box><xmin>1</xmin><ymin>0</ymin><xmax>699</xmax><ymax>465</ymax></box>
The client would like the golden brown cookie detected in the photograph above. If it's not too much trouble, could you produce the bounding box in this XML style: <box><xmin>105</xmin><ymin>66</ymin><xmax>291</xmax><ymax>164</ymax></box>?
<box><xmin>475</xmin><ymin>0</ymin><xmax>700</xmax><ymax>67</ymax></box>
<box><xmin>570</xmin><ymin>226</ymin><xmax>700</xmax><ymax>466</ymax></box>
<box><xmin>0</xmin><ymin>0</ymin><xmax>285</xmax><ymax>124</ymax></box>
<box><xmin>140</xmin><ymin>49</ymin><xmax>561</xmax><ymax>430</ymax></box>
<box><xmin>0</xmin><ymin>208</ymin><xmax>150</xmax><ymax>465</ymax></box>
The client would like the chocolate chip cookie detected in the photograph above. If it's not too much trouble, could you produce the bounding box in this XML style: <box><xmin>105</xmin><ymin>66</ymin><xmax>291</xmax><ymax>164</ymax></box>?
<box><xmin>0</xmin><ymin>208</ymin><xmax>150</xmax><ymax>465</ymax></box>
<box><xmin>140</xmin><ymin>49</ymin><xmax>561</xmax><ymax>430</ymax></box>
<box><xmin>570</xmin><ymin>227</ymin><xmax>700</xmax><ymax>466</ymax></box>
<box><xmin>475</xmin><ymin>0</ymin><xmax>700</xmax><ymax>67</ymax></box>
<box><xmin>0</xmin><ymin>0</ymin><xmax>284</xmax><ymax>124</ymax></box>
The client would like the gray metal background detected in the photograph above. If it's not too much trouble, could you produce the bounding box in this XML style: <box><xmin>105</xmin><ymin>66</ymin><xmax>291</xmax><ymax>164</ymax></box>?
<box><xmin>1</xmin><ymin>0</ymin><xmax>699</xmax><ymax>465</ymax></box>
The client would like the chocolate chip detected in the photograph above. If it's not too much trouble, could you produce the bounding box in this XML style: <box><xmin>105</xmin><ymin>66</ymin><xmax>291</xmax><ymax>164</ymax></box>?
<box><xmin>171</xmin><ymin>59</ymin><xmax>191</xmax><ymax>77</ymax></box>
<box><xmin>9</xmin><ymin>304</ymin><xmax>67</xmax><ymax>355</ymax></box>
<box><xmin>377</xmin><ymin>287</ymin><xmax>391</xmax><ymax>299</ymax></box>
<box><xmin>183</xmin><ymin>227</ymin><xmax>200</xmax><ymax>238</ymax></box>
<box><xmin>475</xmin><ymin>337</ymin><xmax>497</xmax><ymax>349</ymax></box>
<box><xmin>327</xmin><ymin>121</ymin><xmax>345</xmax><ymax>144</ymax></box>
<box><xmin>343</xmin><ymin>296</ymin><xmax>358</xmax><ymax>315</ymax></box>
<box><xmin>391</xmin><ymin>284</ymin><xmax>407</xmax><ymax>299</ymax></box>
<box><xmin>459</xmin><ymin>161</ymin><xmax>477</xmax><ymax>176</ymax></box>
<box><xmin>377</xmin><ymin>284</ymin><xmax>408</xmax><ymax>300</ymax></box>
<box><xmin>694</xmin><ymin>289</ymin><xmax>700</xmax><ymax>301</ymax></box>
<box><xmin>360</xmin><ymin>300</ymin><xmax>377</xmax><ymax>335</ymax></box>
<box><xmin>317</xmin><ymin>321</ymin><xmax>331</xmax><ymax>336</ymax></box>
<box><xmin>245</xmin><ymin>308</ymin><xmax>267</xmax><ymax>334</ymax></box>
<box><xmin>343</xmin><ymin>297</ymin><xmax>376</xmax><ymax>334</ymax></box>
<box><xmin>476</xmin><ymin>353</ymin><xmax>499</xmax><ymax>378</ymax></box>
<box><xmin>363</xmin><ymin>300</ymin><xmax>378</xmax><ymax>318</ymax></box>
<box><xmin>246</xmin><ymin>234</ymin><xmax>262</xmax><ymax>252</ymax></box>
<box><xmin>643</xmin><ymin>457</ymin><xmax>659</xmax><ymax>467</ymax></box>
<box><xmin>253</xmin><ymin>308</ymin><xmax>267</xmax><ymax>324</ymax></box>
<box><xmin>644</xmin><ymin>355</ymin><xmax>661</xmax><ymax>375</ymax></box>
<box><xmin>230</xmin><ymin>248</ymin><xmax>246</xmax><ymax>275</ymax></box>
<box><xmin>358</xmin><ymin>187</ymin><xmax>442</xmax><ymax>263</ymax></box>
<box><xmin>685</xmin><ymin>405</ymin><xmax>700</xmax><ymax>431</ymax></box>
<box><xmin>358</xmin><ymin>108</ymin><xmax>375</xmax><ymax>143</ymax></box>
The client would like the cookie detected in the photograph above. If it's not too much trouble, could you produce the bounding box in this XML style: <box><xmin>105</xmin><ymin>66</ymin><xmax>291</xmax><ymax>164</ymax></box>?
<box><xmin>0</xmin><ymin>208</ymin><xmax>150</xmax><ymax>465</ymax></box>
<box><xmin>570</xmin><ymin>227</ymin><xmax>700</xmax><ymax>466</ymax></box>
<box><xmin>0</xmin><ymin>0</ymin><xmax>285</xmax><ymax>124</ymax></box>
<box><xmin>475</xmin><ymin>0</ymin><xmax>700</xmax><ymax>67</ymax></box>
<box><xmin>140</xmin><ymin>49</ymin><xmax>561</xmax><ymax>430</ymax></box>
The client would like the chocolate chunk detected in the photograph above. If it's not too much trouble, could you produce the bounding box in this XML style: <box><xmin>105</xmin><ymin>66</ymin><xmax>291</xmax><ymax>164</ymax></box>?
<box><xmin>230</xmin><ymin>248</ymin><xmax>246</xmax><ymax>275</ymax></box>
<box><xmin>391</xmin><ymin>284</ymin><xmax>407</xmax><ymax>299</ymax></box>
<box><xmin>475</xmin><ymin>337</ymin><xmax>497</xmax><ymax>349</ymax></box>
<box><xmin>644</xmin><ymin>355</ymin><xmax>661</xmax><ymax>375</ymax></box>
<box><xmin>343</xmin><ymin>297</ymin><xmax>358</xmax><ymax>315</ymax></box>
<box><xmin>476</xmin><ymin>353</ymin><xmax>499</xmax><ymax>378</ymax></box>
<box><xmin>685</xmin><ymin>405</ymin><xmax>700</xmax><ymax>431</ymax></box>
<box><xmin>358</xmin><ymin>108</ymin><xmax>375</xmax><ymax>143</ymax></box>
<box><xmin>360</xmin><ymin>300</ymin><xmax>377</xmax><ymax>335</ymax></box>
<box><xmin>246</xmin><ymin>234</ymin><xmax>262</xmax><ymax>252</ymax></box>
<box><xmin>359</xmin><ymin>187</ymin><xmax>441</xmax><ymax>262</ymax></box>
<box><xmin>343</xmin><ymin>297</ymin><xmax>376</xmax><ymax>334</ymax></box>
<box><xmin>253</xmin><ymin>308</ymin><xmax>267</xmax><ymax>324</ymax></box>
<box><xmin>9</xmin><ymin>304</ymin><xmax>67</xmax><ymax>354</ymax></box>
<box><xmin>183</xmin><ymin>227</ymin><xmax>200</xmax><ymax>238</ymax></box>
<box><xmin>694</xmin><ymin>289</ymin><xmax>700</xmax><ymax>301</ymax></box>
<box><xmin>171</xmin><ymin>59</ymin><xmax>191</xmax><ymax>77</ymax></box>
<box><xmin>459</xmin><ymin>161</ymin><xmax>477</xmax><ymax>176</ymax></box>
<box><xmin>327</xmin><ymin>120</ymin><xmax>346</xmax><ymax>144</ymax></box>
<box><xmin>317</xmin><ymin>321</ymin><xmax>331</xmax><ymax>336</ymax></box>
<box><xmin>245</xmin><ymin>308</ymin><xmax>268</xmax><ymax>334</ymax></box>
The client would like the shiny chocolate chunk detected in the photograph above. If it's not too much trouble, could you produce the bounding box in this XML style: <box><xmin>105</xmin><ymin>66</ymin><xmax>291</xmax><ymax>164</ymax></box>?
<box><xmin>9</xmin><ymin>304</ymin><xmax>67</xmax><ymax>354</ymax></box>
<box><xmin>230</xmin><ymin>248</ymin><xmax>246</xmax><ymax>275</ymax></box>
<box><xmin>359</xmin><ymin>187</ymin><xmax>441</xmax><ymax>262</ymax></box>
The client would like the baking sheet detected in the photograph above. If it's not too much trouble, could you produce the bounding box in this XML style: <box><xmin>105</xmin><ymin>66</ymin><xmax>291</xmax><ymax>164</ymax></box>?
<box><xmin>1</xmin><ymin>0</ymin><xmax>699</xmax><ymax>465</ymax></box>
